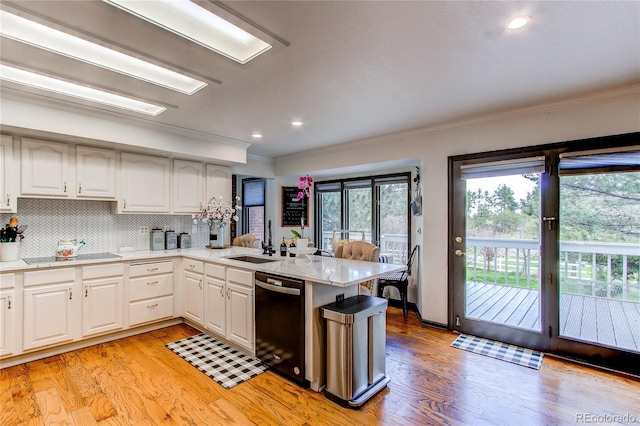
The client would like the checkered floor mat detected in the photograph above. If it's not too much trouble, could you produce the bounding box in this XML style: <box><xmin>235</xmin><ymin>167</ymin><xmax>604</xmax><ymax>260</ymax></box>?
<box><xmin>451</xmin><ymin>334</ymin><xmax>543</xmax><ymax>370</ymax></box>
<box><xmin>166</xmin><ymin>333</ymin><xmax>267</xmax><ymax>389</ymax></box>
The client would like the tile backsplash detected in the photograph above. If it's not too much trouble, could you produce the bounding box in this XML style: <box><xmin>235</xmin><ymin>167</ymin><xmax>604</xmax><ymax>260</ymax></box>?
<box><xmin>1</xmin><ymin>199</ymin><xmax>210</xmax><ymax>258</ymax></box>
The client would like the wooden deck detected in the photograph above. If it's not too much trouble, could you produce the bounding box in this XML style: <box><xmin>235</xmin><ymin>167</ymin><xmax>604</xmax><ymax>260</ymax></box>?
<box><xmin>466</xmin><ymin>282</ymin><xmax>640</xmax><ymax>353</ymax></box>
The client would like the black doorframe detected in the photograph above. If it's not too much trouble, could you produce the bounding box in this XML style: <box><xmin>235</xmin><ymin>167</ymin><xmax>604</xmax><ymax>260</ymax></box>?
<box><xmin>448</xmin><ymin>132</ymin><xmax>640</xmax><ymax>376</ymax></box>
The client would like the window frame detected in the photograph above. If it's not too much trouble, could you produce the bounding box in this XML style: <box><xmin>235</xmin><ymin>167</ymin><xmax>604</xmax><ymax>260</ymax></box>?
<box><xmin>314</xmin><ymin>172</ymin><xmax>411</xmax><ymax>254</ymax></box>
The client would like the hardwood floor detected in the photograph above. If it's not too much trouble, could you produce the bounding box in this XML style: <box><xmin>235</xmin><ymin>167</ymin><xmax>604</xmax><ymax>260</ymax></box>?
<box><xmin>2</xmin><ymin>307</ymin><xmax>639</xmax><ymax>425</ymax></box>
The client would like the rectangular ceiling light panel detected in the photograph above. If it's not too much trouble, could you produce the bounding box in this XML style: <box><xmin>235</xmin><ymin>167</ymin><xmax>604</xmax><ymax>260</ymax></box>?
<box><xmin>103</xmin><ymin>0</ymin><xmax>272</xmax><ymax>64</ymax></box>
<box><xmin>0</xmin><ymin>64</ymin><xmax>167</xmax><ymax>116</ymax></box>
<box><xmin>0</xmin><ymin>11</ymin><xmax>207</xmax><ymax>94</ymax></box>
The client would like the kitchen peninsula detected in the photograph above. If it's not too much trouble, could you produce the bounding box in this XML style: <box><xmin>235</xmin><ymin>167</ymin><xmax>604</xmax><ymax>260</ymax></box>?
<box><xmin>0</xmin><ymin>247</ymin><xmax>405</xmax><ymax>391</ymax></box>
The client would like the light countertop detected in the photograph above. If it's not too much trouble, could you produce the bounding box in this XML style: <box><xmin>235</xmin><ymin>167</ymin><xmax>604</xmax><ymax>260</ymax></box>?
<box><xmin>0</xmin><ymin>246</ymin><xmax>405</xmax><ymax>287</ymax></box>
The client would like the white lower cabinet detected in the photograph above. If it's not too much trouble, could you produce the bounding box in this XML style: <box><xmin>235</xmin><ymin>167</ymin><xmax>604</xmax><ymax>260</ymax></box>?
<box><xmin>23</xmin><ymin>268</ymin><xmax>78</xmax><ymax>351</ymax></box>
<box><xmin>226</xmin><ymin>280</ymin><xmax>254</xmax><ymax>351</ymax></box>
<box><xmin>205</xmin><ymin>263</ymin><xmax>226</xmax><ymax>335</ymax></box>
<box><xmin>0</xmin><ymin>289</ymin><xmax>16</xmax><ymax>357</ymax></box>
<box><xmin>204</xmin><ymin>265</ymin><xmax>254</xmax><ymax>353</ymax></box>
<box><xmin>0</xmin><ymin>271</ymin><xmax>17</xmax><ymax>358</ymax></box>
<box><xmin>128</xmin><ymin>260</ymin><xmax>174</xmax><ymax>326</ymax></box>
<box><xmin>82</xmin><ymin>263</ymin><xmax>124</xmax><ymax>338</ymax></box>
<box><xmin>3</xmin><ymin>256</ymin><xmax>257</xmax><ymax>364</ymax></box>
<box><xmin>183</xmin><ymin>259</ymin><xmax>204</xmax><ymax>325</ymax></box>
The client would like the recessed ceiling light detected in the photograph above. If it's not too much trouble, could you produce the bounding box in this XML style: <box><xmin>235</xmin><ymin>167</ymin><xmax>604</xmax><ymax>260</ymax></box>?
<box><xmin>103</xmin><ymin>0</ymin><xmax>272</xmax><ymax>64</ymax></box>
<box><xmin>252</xmin><ymin>133</ymin><xmax>263</xmax><ymax>138</ymax></box>
<box><xmin>507</xmin><ymin>16</ymin><xmax>530</xmax><ymax>30</ymax></box>
<box><xmin>0</xmin><ymin>64</ymin><xmax>167</xmax><ymax>116</ymax></box>
<box><xmin>0</xmin><ymin>10</ymin><xmax>207</xmax><ymax>95</ymax></box>
<box><xmin>291</xmin><ymin>121</ymin><xmax>304</xmax><ymax>127</ymax></box>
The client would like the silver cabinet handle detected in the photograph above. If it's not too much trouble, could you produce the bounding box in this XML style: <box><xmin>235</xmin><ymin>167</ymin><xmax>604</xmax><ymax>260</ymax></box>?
<box><xmin>78</xmin><ymin>182</ymin><xmax>82</xmax><ymax>194</ymax></box>
<box><xmin>147</xmin><ymin>267</ymin><xmax>159</xmax><ymax>272</ymax></box>
<box><xmin>199</xmin><ymin>279</ymin><xmax>203</xmax><ymax>290</ymax></box>
<box><xmin>147</xmin><ymin>303</ymin><xmax>158</xmax><ymax>309</ymax></box>
<box><xmin>147</xmin><ymin>281</ymin><xmax>158</xmax><ymax>286</ymax></box>
<box><xmin>7</xmin><ymin>296</ymin><xmax>11</xmax><ymax>310</ymax></box>
<box><xmin>227</xmin><ymin>288</ymin><xmax>231</xmax><ymax>299</ymax></box>
<box><xmin>69</xmin><ymin>289</ymin><xmax>73</xmax><ymax>300</ymax></box>
<box><xmin>5</xmin><ymin>193</ymin><xmax>9</xmax><ymax>206</ymax></box>
<box><xmin>85</xmin><ymin>287</ymin><xmax>88</xmax><ymax>297</ymax></box>
<box><xmin>123</xmin><ymin>199</ymin><xmax>127</xmax><ymax>209</ymax></box>
<box><xmin>64</xmin><ymin>181</ymin><xmax>67</xmax><ymax>193</ymax></box>
<box><xmin>220</xmin><ymin>287</ymin><xmax>224</xmax><ymax>297</ymax></box>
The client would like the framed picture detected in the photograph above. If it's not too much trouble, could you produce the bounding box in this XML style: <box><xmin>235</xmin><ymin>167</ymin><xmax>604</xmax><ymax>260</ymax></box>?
<box><xmin>282</xmin><ymin>186</ymin><xmax>309</xmax><ymax>227</ymax></box>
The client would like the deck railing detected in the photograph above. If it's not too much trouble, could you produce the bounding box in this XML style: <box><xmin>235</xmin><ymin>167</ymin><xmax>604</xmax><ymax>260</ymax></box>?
<box><xmin>320</xmin><ymin>231</ymin><xmax>409</xmax><ymax>264</ymax></box>
<box><xmin>466</xmin><ymin>237</ymin><xmax>640</xmax><ymax>302</ymax></box>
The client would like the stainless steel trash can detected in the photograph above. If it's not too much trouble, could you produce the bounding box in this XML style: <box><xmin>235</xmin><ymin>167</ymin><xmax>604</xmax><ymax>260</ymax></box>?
<box><xmin>321</xmin><ymin>295</ymin><xmax>390</xmax><ymax>408</ymax></box>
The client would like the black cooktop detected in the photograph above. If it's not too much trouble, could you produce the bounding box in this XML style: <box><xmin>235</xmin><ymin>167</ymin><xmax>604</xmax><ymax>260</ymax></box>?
<box><xmin>22</xmin><ymin>252</ymin><xmax>122</xmax><ymax>265</ymax></box>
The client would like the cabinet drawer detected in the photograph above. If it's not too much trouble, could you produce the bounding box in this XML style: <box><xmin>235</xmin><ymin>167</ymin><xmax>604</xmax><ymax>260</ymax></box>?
<box><xmin>24</xmin><ymin>268</ymin><xmax>75</xmax><ymax>287</ymax></box>
<box><xmin>129</xmin><ymin>274</ymin><xmax>173</xmax><ymax>301</ymax></box>
<box><xmin>0</xmin><ymin>273</ymin><xmax>15</xmax><ymax>289</ymax></box>
<box><xmin>129</xmin><ymin>261</ymin><xmax>173</xmax><ymax>277</ymax></box>
<box><xmin>83</xmin><ymin>263</ymin><xmax>124</xmax><ymax>279</ymax></box>
<box><xmin>183</xmin><ymin>259</ymin><xmax>203</xmax><ymax>274</ymax></box>
<box><xmin>129</xmin><ymin>295</ymin><xmax>173</xmax><ymax>326</ymax></box>
<box><xmin>227</xmin><ymin>268</ymin><xmax>253</xmax><ymax>286</ymax></box>
<box><xmin>205</xmin><ymin>263</ymin><xmax>225</xmax><ymax>280</ymax></box>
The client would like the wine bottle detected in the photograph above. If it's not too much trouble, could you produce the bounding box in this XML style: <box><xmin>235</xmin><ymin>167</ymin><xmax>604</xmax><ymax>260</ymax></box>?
<box><xmin>280</xmin><ymin>238</ymin><xmax>287</xmax><ymax>256</ymax></box>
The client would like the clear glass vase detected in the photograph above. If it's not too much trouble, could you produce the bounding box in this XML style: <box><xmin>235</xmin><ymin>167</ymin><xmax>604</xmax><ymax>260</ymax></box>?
<box><xmin>209</xmin><ymin>220</ymin><xmax>225</xmax><ymax>247</ymax></box>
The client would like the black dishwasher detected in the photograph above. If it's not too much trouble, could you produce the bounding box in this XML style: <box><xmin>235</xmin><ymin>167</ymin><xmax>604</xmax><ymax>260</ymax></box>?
<box><xmin>255</xmin><ymin>272</ymin><xmax>306</xmax><ymax>386</ymax></box>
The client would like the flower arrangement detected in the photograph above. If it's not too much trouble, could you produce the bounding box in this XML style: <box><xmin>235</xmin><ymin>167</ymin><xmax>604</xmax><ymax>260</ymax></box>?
<box><xmin>291</xmin><ymin>174</ymin><xmax>313</xmax><ymax>241</ymax></box>
<box><xmin>193</xmin><ymin>195</ymin><xmax>241</xmax><ymax>226</ymax></box>
<box><xmin>296</xmin><ymin>174</ymin><xmax>314</xmax><ymax>201</ymax></box>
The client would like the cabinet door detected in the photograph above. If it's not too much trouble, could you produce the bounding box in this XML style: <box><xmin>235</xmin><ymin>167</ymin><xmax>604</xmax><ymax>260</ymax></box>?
<box><xmin>0</xmin><ymin>135</ymin><xmax>16</xmax><ymax>212</ymax></box>
<box><xmin>205</xmin><ymin>276</ymin><xmax>226</xmax><ymax>336</ymax></box>
<box><xmin>76</xmin><ymin>146</ymin><xmax>116</xmax><ymax>199</ymax></box>
<box><xmin>174</xmin><ymin>160</ymin><xmax>204</xmax><ymax>213</ymax></box>
<box><xmin>226</xmin><ymin>282</ymin><xmax>254</xmax><ymax>352</ymax></box>
<box><xmin>205</xmin><ymin>164</ymin><xmax>231</xmax><ymax>204</ymax></box>
<box><xmin>183</xmin><ymin>271</ymin><xmax>203</xmax><ymax>325</ymax></box>
<box><xmin>0</xmin><ymin>289</ymin><xmax>16</xmax><ymax>357</ymax></box>
<box><xmin>23</xmin><ymin>283</ymin><xmax>76</xmax><ymax>350</ymax></box>
<box><xmin>82</xmin><ymin>277</ymin><xmax>123</xmax><ymax>337</ymax></box>
<box><xmin>121</xmin><ymin>153</ymin><xmax>171</xmax><ymax>212</ymax></box>
<box><xmin>21</xmin><ymin>138</ymin><xmax>70</xmax><ymax>197</ymax></box>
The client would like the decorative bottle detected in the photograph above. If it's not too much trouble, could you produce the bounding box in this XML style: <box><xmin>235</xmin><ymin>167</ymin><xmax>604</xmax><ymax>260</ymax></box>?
<box><xmin>289</xmin><ymin>240</ymin><xmax>296</xmax><ymax>257</ymax></box>
<box><xmin>280</xmin><ymin>238</ymin><xmax>287</xmax><ymax>256</ymax></box>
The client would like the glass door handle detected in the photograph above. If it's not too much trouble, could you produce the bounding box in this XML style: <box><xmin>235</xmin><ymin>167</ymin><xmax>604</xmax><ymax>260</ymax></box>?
<box><xmin>455</xmin><ymin>249</ymin><xmax>465</xmax><ymax>257</ymax></box>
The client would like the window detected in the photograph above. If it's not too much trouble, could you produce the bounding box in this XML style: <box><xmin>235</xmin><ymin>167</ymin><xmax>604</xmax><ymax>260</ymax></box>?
<box><xmin>315</xmin><ymin>173</ymin><xmax>411</xmax><ymax>264</ymax></box>
<box><xmin>242</xmin><ymin>178</ymin><xmax>265</xmax><ymax>243</ymax></box>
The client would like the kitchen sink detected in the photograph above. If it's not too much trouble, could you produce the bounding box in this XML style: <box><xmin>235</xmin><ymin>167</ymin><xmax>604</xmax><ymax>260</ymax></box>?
<box><xmin>224</xmin><ymin>255</ymin><xmax>281</xmax><ymax>264</ymax></box>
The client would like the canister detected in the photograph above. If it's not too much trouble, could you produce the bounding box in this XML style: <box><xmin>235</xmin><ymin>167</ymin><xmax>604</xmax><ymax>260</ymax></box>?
<box><xmin>165</xmin><ymin>230</ymin><xmax>177</xmax><ymax>249</ymax></box>
<box><xmin>178</xmin><ymin>232</ymin><xmax>191</xmax><ymax>249</ymax></box>
<box><xmin>150</xmin><ymin>228</ymin><xmax>164</xmax><ymax>251</ymax></box>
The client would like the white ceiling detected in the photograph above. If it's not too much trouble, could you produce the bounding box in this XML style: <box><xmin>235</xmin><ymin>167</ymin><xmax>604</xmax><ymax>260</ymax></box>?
<box><xmin>1</xmin><ymin>1</ymin><xmax>639</xmax><ymax>159</ymax></box>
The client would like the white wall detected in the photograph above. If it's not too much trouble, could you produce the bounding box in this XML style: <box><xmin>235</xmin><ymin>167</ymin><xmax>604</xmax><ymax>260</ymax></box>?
<box><xmin>268</xmin><ymin>85</ymin><xmax>640</xmax><ymax>325</ymax></box>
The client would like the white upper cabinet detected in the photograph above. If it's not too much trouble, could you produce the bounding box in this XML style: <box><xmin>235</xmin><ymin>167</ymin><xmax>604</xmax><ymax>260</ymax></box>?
<box><xmin>21</xmin><ymin>138</ymin><xmax>70</xmax><ymax>197</ymax></box>
<box><xmin>173</xmin><ymin>160</ymin><xmax>204</xmax><ymax>213</ymax></box>
<box><xmin>205</xmin><ymin>164</ymin><xmax>231</xmax><ymax>204</ymax></box>
<box><xmin>0</xmin><ymin>135</ymin><xmax>16</xmax><ymax>212</ymax></box>
<box><xmin>120</xmin><ymin>153</ymin><xmax>171</xmax><ymax>213</ymax></box>
<box><xmin>76</xmin><ymin>146</ymin><xmax>117</xmax><ymax>199</ymax></box>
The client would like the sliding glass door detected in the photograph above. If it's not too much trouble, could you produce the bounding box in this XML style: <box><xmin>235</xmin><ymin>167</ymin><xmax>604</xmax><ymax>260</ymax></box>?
<box><xmin>451</xmin><ymin>155</ymin><xmax>549</xmax><ymax>349</ymax></box>
<box><xmin>450</xmin><ymin>138</ymin><xmax>640</xmax><ymax>373</ymax></box>
<box><xmin>553</xmin><ymin>149</ymin><xmax>640</xmax><ymax>368</ymax></box>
